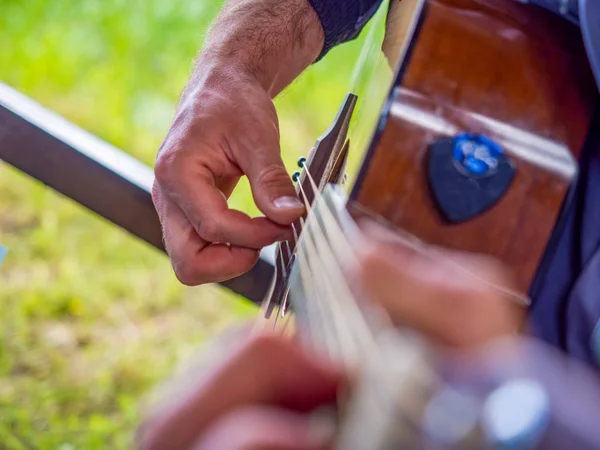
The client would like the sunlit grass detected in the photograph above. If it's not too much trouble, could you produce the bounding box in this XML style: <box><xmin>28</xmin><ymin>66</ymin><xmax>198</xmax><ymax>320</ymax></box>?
<box><xmin>0</xmin><ymin>0</ymin><xmax>363</xmax><ymax>447</ymax></box>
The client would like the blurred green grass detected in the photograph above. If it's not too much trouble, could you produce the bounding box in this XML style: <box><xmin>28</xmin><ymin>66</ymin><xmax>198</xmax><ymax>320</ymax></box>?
<box><xmin>0</xmin><ymin>0</ymin><xmax>363</xmax><ymax>447</ymax></box>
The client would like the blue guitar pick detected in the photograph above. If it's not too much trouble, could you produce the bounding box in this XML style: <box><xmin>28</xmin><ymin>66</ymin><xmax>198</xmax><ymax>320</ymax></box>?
<box><xmin>428</xmin><ymin>134</ymin><xmax>516</xmax><ymax>223</ymax></box>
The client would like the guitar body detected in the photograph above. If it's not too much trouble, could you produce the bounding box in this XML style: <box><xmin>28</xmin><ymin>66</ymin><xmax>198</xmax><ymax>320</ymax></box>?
<box><xmin>345</xmin><ymin>0</ymin><xmax>597</xmax><ymax>297</ymax></box>
<box><xmin>262</xmin><ymin>0</ymin><xmax>597</xmax><ymax>327</ymax></box>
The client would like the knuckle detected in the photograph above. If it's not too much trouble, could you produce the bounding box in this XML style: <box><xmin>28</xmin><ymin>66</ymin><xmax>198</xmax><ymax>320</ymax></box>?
<box><xmin>172</xmin><ymin>261</ymin><xmax>204</xmax><ymax>287</ymax></box>
<box><xmin>256</xmin><ymin>164</ymin><xmax>292</xmax><ymax>191</ymax></box>
<box><xmin>198</xmin><ymin>218</ymin><xmax>223</xmax><ymax>243</ymax></box>
<box><xmin>154</xmin><ymin>151</ymin><xmax>178</xmax><ymax>187</ymax></box>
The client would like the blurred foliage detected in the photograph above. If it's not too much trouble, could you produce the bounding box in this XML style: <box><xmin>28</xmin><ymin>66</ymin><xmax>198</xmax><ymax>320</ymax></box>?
<box><xmin>0</xmin><ymin>0</ymin><xmax>364</xmax><ymax>447</ymax></box>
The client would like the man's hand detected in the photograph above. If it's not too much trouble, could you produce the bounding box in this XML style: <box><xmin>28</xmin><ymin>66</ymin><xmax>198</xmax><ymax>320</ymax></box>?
<box><xmin>136</xmin><ymin>333</ymin><xmax>342</xmax><ymax>450</ymax></box>
<box><xmin>153</xmin><ymin>0</ymin><xmax>324</xmax><ymax>285</ymax></box>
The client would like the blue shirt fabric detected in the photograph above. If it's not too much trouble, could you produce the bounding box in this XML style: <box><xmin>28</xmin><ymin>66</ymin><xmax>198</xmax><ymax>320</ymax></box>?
<box><xmin>307</xmin><ymin>0</ymin><xmax>600</xmax><ymax>368</ymax></box>
<box><xmin>530</xmin><ymin>117</ymin><xmax>600</xmax><ymax>367</ymax></box>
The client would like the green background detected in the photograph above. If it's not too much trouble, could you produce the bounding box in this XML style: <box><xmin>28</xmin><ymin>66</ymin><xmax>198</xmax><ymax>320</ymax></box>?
<box><xmin>0</xmin><ymin>0</ymin><xmax>367</xmax><ymax>447</ymax></box>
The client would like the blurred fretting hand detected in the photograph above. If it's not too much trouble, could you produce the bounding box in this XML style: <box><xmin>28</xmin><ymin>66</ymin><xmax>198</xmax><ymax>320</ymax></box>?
<box><xmin>136</xmin><ymin>333</ymin><xmax>343</xmax><ymax>450</ymax></box>
<box><xmin>353</xmin><ymin>221</ymin><xmax>526</xmax><ymax>349</ymax></box>
<box><xmin>137</xmin><ymin>223</ymin><xmax>528</xmax><ymax>450</ymax></box>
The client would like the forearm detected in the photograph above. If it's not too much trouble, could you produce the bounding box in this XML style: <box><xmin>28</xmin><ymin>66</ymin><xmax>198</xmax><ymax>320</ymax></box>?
<box><xmin>197</xmin><ymin>0</ymin><xmax>325</xmax><ymax>97</ymax></box>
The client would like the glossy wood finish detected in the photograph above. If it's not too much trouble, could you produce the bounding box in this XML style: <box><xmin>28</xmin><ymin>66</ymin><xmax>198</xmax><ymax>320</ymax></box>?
<box><xmin>350</xmin><ymin>0</ymin><xmax>597</xmax><ymax>294</ymax></box>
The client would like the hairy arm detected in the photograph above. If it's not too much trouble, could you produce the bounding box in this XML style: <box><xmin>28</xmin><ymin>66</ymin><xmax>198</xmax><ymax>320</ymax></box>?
<box><xmin>194</xmin><ymin>0</ymin><xmax>325</xmax><ymax>97</ymax></box>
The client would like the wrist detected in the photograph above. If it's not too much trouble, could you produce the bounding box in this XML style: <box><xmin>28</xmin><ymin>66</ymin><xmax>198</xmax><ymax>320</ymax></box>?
<box><xmin>183</xmin><ymin>55</ymin><xmax>265</xmax><ymax>106</ymax></box>
<box><xmin>200</xmin><ymin>0</ymin><xmax>324</xmax><ymax>96</ymax></box>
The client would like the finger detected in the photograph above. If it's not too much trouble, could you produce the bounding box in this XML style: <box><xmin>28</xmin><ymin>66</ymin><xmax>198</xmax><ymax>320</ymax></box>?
<box><xmin>194</xmin><ymin>407</ymin><xmax>335</xmax><ymax>450</ymax></box>
<box><xmin>138</xmin><ymin>334</ymin><xmax>342</xmax><ymax>450</ymax></box>
<box><xmin>354</xmin><ymin>222</ymin><xmax>524</xmax><ymax>348</ymax></box>
<box><xmin>156</xmin><ymin>152</ymin><xmax>292</xmax><ymax>249</ymax></box>
<box><xmin>243</xmin><ymin>149</ymin><xmax>305</xmax><ymax>226</ymax></box>
<box><xmin>153</xmin><ymin>185</ymin><xmax>261</xmax><ymax>285</ymax></box>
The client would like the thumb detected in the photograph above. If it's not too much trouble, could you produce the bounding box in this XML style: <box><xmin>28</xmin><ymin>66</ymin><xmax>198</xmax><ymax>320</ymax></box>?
<box><xmin>246</xmin><ymin>150</ymin><xmax>305</xmax><ymax>226</ymax></box>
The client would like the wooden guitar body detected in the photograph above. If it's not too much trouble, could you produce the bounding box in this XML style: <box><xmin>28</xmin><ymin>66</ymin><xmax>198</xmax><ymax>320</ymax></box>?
<box><xmin>347</xmin><ymin>0</ymin><xmax>597</xmax><ymax>297</ymax></box>
<box><xmin>263</xmin><ymin>0</ymin><xmax>598</xmax><ymax>324</ymax></box>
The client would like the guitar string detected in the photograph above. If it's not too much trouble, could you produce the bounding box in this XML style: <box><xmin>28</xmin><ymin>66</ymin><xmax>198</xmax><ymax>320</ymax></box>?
<box><xmin>284</xmin><ymin>165</ymin><xmax>431</xmax><ymax>370</ymax></box>
<box><xmin>299</xmin><ymin>215</ymin><xmax>366</xmax><ymax>366</ymax></box>
<box><xmin>295</xmin><ymin>220</ymin><xmax>346</xmax><ymax>360</ymax></box>
<box><xmin>294</xmin><ymin>183</ymin><xmax>349</xmax><ymax>359</ymax></box>
<box><xmin>300</xmin><ymin>182</ymin><xmax>376</xmax><ymax>352</ymax></box>
<box><xmin>295</xmin><ymin>176</ymin><xmax>434</xmax><ymax>430</ymax></box>
<box><xmin>295</xmin><ymin>182</ymin><xmax>378</xmax><ymax>361</ymax></box>
<box><xmin>270</xmin><ymin>247</ymin><xmax>293</xmax><ymax>329</ymax></box>
<box><xmin>299</xmin><ymin>168</ymin><xmax>405</xmax><ymax>350</ymax></box>
<box><xmin>300</xmin><ymin>171</ymin><xmax>435</xmax><ymax>373</ymax></box>
<box><xmin>280</xmin><ymin>309</ymin><xmax>294</xmax><ymax>335</ymax></box>
<box><xmin>296</xmin><ymin>184</ymin><xmax>379</xmax><ymax>358</ymax></box>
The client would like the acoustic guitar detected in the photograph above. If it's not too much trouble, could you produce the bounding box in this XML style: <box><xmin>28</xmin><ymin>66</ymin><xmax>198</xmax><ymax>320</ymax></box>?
<box><xmin>251</xmin><ymin>0</ymin><xmax>597</xmax><ymax>447</ymax></box>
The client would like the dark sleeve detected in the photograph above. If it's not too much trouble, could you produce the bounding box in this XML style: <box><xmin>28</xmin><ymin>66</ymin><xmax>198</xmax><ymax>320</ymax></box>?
<box><xmin>307</xmin><ymin>0</ymin><xmax>384</xmax><ymax>59</ymax></box>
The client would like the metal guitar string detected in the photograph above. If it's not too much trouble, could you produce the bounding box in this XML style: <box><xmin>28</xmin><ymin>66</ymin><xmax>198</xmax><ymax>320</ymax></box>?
<box><xmin>295</xmin><ymin>217</ymin><xmax>350</xmax><ymax>359</ymax></box>
<box><xmin>298</xmin><ymin>215</ymin><xmax>369</xmax><ymax>365</ymax></box>
<box><xmin>297</xmin><ymin>181</ymin><xmax>377</xmax><ymax>353</ymax></box>
<box><xmin>294</xmin><ymin>170</ymin><xmax>438</xmax><ymax>432</ymax></box>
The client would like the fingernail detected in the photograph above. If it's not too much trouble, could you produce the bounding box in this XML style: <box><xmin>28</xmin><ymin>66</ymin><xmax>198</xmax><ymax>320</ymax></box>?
<box><xmin>273</xmin><ymin>196</ymin><xmax>304</xmax><ymax>210</ymax></box>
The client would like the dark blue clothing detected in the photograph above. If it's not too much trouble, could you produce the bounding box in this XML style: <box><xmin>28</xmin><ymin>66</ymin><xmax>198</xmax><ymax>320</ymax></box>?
<box><xmin>530</xmin><ymin>115</ymin><xmax>600</xmax><ymax>367</ymax></box>
<box><xmin>308</xmin><ymin>0</ymin><xmax>600</xmax><ymax>368</ymax></box>
<box><xmin>308</xmin><ymin>0</ymin><xmax>383</xmax><ymax>59</ymax></box>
